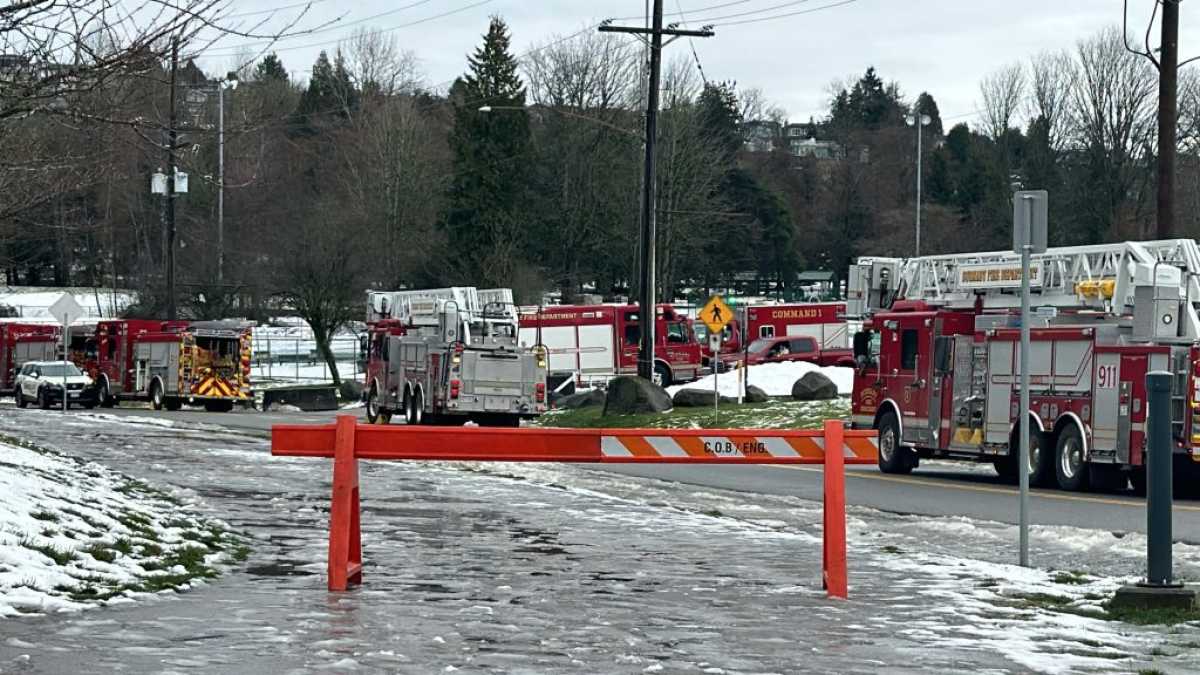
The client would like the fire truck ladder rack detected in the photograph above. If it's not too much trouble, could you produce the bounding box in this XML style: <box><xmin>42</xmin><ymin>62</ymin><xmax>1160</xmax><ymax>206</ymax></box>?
<box><xmin>855</xmin><ymin>239</ymin><xmax>1200</xmax><ymax>333</ymax></box>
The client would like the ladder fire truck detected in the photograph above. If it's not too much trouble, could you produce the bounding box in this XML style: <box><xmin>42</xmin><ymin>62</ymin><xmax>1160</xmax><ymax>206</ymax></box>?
<box><xmin>72</xmin><ymin>319</ymin><xmax>252</xmax><ymax>411</ymax></box>
<box><xmin>1</xmin><ymin>321</ymin><xmax>60</xmax><ymax>397</ymax></box>
<box><xmin>363</xmin><ymin>287</ymin><xmax>546</xmax><ymax>427</ymax></box>
<box><xmin>847</xmin><ymin>239</ymin><xmax>1200</xmax><ymax>493</ymax></box>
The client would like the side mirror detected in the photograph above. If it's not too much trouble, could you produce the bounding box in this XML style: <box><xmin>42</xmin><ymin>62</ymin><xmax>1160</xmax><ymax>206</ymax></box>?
<box><xmin>934</xmin><ymin>336</ymin><xmax>953</xmax><ymax>374</ymax></box>
<box><xmin>30</xmin><ymin>373</ymin><xmax>39</xmax><ymax>379</ymax></box>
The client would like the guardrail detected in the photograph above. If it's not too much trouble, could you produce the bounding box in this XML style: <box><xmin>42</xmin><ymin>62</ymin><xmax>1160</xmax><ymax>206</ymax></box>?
<box><xmin>271</xmin><ymin>416</ymin><xmax>878</xmax><ymax>599</ymax></box>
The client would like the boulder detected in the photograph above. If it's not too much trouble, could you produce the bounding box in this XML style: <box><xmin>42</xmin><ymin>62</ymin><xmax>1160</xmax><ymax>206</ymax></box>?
<box><xmin>603</xmin><ymin>376</ymin><xmax>673</xmax><ymax>416</ymax></box>
<box><xmin>744</xmin><ymin>384</ymin><xmax>769</xmax><ymax>403</ymax></box>
<box><xmin>559</xmin><ymin>388</ymin><xmax>606</xmax><ymax>410</ymax></box>
<box><xmin>791</xmin><ymin>372</ymin><xmax>839</xmax><ymax>401</ymax></box>
<box><xmin>338</xmin><ymin>379</ymin><xmax>364</xmax><ymax>402</ymax></box>
<box><xmin>672</xmin><ymin>388</ymin><xmax>725</xmax><ymax>407</ymax></box>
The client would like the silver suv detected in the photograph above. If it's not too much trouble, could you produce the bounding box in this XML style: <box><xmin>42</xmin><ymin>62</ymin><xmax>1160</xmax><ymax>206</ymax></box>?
<box><xmin>15</xmin><ymin>361</ymin><xmax>97</xmax><ymax>410</ymax></box>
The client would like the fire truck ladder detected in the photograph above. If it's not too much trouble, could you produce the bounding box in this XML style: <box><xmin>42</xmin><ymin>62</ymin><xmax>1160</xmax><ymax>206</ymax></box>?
<box><xmin>871</xmin><ymin>239</ymin><xmax>1200</xmax><ymax>316</ymax></box>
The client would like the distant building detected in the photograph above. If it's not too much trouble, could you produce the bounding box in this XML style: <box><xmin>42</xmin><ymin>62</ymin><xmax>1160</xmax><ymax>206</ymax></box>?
<box><xmin>742</xmin><ymin>120</ymin><xmax>780</xmax><ymax>153</ymax></box>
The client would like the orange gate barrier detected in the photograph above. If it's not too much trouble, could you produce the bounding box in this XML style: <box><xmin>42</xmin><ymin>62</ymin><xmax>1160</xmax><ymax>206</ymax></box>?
<box><xmin>271</xmin><ymin>416</ymin><xmax>878</xmax><ymax>599</ymax></box>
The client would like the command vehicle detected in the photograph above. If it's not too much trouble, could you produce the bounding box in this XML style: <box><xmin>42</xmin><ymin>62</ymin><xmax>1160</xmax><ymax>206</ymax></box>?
<box><xmin>15</xmin><ymin>360</ymin><xmax>97</xmax><ymax>409</ymax></box>
<box><xmin>518</xmin><ymin>303</ymin><xmax>702</xmax><ymax>388</ymax></box>
<box><xmin>846</xmin><ymin>239</ymin><xmax>1200</xmax><ymax>493</ymax></box>
<box><xmin>364</xmin><ymin>287</ymin><xmax>545</xmax><ymax>427</ymax></box>
<box><xmin>0</xmin><ymin>321</ymin><xmax>59</xmax><ymax>397</ymax></box>
<box><xmin>72</xmin><ymin>319</ymin><xmax>252</xmax><ymax>411</ymax></box>
<box><xmin>700</xmin><ymin>302</ymin><xmax>851</xmax><ymax>369</ymax></box>
<box><xmin>744</xmin><ymin>335</ymin><xmax>855</xmax><ymax>367</ymax></box>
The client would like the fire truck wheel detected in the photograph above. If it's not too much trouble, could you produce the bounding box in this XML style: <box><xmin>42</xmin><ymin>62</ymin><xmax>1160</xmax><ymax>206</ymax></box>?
<box><xmin>1054</xmin><ymin>425</ymin><xmax>1089</xmax><ymax>492</ymax></box>
<box><xmin>653</xmin><ymin>363</ymin><xmax>672</xmax><ymax>388</ymax></box>
<box><xmin>365</xmin><ymin>386</ymin><xmax>380</xmax><ymax>424</ymax></box>
<box><xmin>203</xmin><ymin>400</ymin><xmax>234</xmax><ymax>413</ymax></box>
<box><xmin>99</xmin><ymin>378</ymin><xmax>115</xmax><ymax>408</ymax></box>
<box><xmin>411</xmin><ymin>390</ymin><xmax>424</xmax><ymax>425</ymax></box>
<box><xmin>150</xmin><ymin>382</ymin><xmax>164</xmax><ymax>410</ymax></box>
<box><xmin>876</xmin><ymin>411</ymin><xmax>913</xmax><ymax>475</ymax></box>
<box><xmin>164</xmin><ymin>397</ymin><xmax>182</xmax><ymax>412</ymax></box>
<box><xmin>1130</xmin><ymin>467</ymin><xmax>1147</xmax><ymax>496</ymax></box>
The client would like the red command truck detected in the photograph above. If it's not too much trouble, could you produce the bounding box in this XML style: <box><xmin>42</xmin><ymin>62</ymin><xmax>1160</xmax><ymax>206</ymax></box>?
<box><xmin>518</xmin><ymin>303</ymin><xmax>703</xmax><ymax>390</ymax></box>
<box><xmin>1</xmin><ymin>322</ymin><xmax>60</xmax><ymax>397</ymax></box>
<box><xmin>74</xmin><ymin>319</ymin><xmax>252</xmax><ymax>412</ymax></box>
<box><xmin>700</xmin><ymin>302</ymin><xmax>851</xmax><ymax>369</ymax></box>
<box><xmin>846</xmin><ymin>240</ymin><xmax>1200</xmax><ymax>493</ymax></box>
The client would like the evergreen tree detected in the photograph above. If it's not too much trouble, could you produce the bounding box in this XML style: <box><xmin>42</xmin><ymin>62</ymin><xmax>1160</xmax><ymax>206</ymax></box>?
<box><xmin>698</xmin><ymin>82</ymin><xmax>742</xmax><ymax>163</ymax></box>
<box><xmin>913</xmin><ymin>91</ymin><xmax>943</xmax><ymax>138</ymax></box>
<box><xmin>830</xmin><ymin>67</ymin><xmax>905</xmax><ymax>131</ymax></box>
<box><xmin>292</xmin><ymin>50</ymin><xmax>358</xmax><ymax>134</ymax></box>
<box><xmin>445</xmin><ymin>17</ymin><xmax>531</xmax><ymax>287</ymax></box>
<box><xmin>254</xmin><ymin>53</ymin><xmax>288</xmax><ymax>83</ymax></box>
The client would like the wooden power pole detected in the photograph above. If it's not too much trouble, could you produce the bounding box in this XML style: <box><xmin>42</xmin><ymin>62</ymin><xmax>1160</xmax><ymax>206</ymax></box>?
<box><xmin>1157</xmin><ymin>0</ymin><xmax>1180</xmax><ymax>239</ymax></box>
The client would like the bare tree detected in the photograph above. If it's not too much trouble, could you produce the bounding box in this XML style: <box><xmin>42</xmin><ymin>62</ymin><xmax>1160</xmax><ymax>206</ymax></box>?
<box><xmin>344</xmin><ymin>28</ymin><xmax>423</xmax><ymax>97</ymax></box>
<box><xmin>979</xmin><ymin>62</ymin><xmax>1026</xmax><ymax>139</ymax></box>
<box><xmin>737</xmin><ymin>85</ymin><xmax>786</xmax><ymax>125</ymax></box>
<box><xmin>1027</xmin><ymin>50</ymin><xmax>1076</xmax><ymax>150</ymax></box>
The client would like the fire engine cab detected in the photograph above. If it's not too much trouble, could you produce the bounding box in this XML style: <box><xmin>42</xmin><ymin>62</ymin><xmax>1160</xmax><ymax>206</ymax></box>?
<box><xmin>847</xmin><ymin>239</ymin><xmax>1200</xmax><ymax>494</ymax></box>
<box><xmin>0</xmin><ymin>322</ymin><xmax>60</xmax><ymax>397</ymax></box>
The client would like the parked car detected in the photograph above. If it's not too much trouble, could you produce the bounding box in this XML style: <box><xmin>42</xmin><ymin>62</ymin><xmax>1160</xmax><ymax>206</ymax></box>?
<box><xmin>15</xmin><ymin>361</ymin><xmax>98</xmax><ymax>410</ymax></box>
<box><xmin>744</xmin><ymin>336</ymin><xmax>855</xmax><ymax>367</ymax></box>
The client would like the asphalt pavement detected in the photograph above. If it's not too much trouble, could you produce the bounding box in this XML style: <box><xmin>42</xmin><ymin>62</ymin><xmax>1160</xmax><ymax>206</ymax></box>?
<box><xmin>49</xmin><ymin>403</ymin><xmax>1200</xmax><ymax>544</ymax></box>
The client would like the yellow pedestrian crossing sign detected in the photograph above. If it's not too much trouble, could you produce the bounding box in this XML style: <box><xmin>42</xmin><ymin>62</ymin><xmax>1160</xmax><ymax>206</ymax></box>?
<box><xmin>700</xmin><ymin>295</ymin><xmax>734</xmax><ymax>334</ymax></box>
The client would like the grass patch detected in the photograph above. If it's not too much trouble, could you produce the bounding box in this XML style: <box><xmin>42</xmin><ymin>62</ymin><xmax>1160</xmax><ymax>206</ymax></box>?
<box><xmin>112</xmin><ymin>538</ymin><xmax>134</xmax><ymax>556</ymax></box>
<box><xmin>1053</xmin><ymin>570</ymin><xmax>1090</xmax><ymax>585</ymax></box>
<box><xmin>701</xmin><ymin>508</ymin><xmax>723</xmax><ymax>518</ymax></box>
<box><xmin>30</xmin><ymin>510</ymin><xmax>59</xmax><ymax>523</ymax></box>
<box><xmin>139</xmin><ymin>542</ymin><xmax>164</xmax><ymax>557</ymax></box>
<box><xmin>82</xmin><ymin>542</ymin><xmax>118</xmax><ymax>564</ymax></box>
<box><xmin>1104</xmin><ymin>603</ymin><xmax>1200</xmax><ymax>626</ymax></box>
<box><xmin>60</xmin><ymin>507</ymin><xmax>107</xmax><ymax>532</ymax></box>
<box><xmin>20</xmin><ymin>538</ymin><xmax>77</xmax><ymax>566</ymax></box>
<box><xmin>537</xmin><ymin>398</ymin><xmax>848</xmax><ymax>430</ymax></box>
<box><xmin>40</xmin><ymin>527</ymin><xmax>58</xmax><ymax>538</ymax></box>
<box><xmin>1138</xmin><ymin>670</ymin><xmax>1166</xmax><ymax>675</ymax></box>
<box><xmin>881</xmin><ymin>545</ymin><xmax>903</xmax><ymax>555</ymax></box>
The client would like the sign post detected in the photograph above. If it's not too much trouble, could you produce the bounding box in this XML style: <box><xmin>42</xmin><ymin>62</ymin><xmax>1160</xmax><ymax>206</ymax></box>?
<box><xmin>1013</xmin><ymin>190</ymin><xmax>1048</xmax><ymax>567</ymax></box>
<box><xmin>48</xmin><ymin>293</ymin><xmax>83</xmax><ymax>415</ymax></box>
<box><xmin>700</xmin><ymin>294</ymin><xmax>735</xmax><ymax>425</ymax></box>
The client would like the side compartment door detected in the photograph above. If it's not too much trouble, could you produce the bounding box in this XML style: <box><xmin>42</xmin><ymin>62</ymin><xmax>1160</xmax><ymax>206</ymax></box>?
<box><xmin>1091</xmin><ymin>351</ymin><xmax>1122</xmax><ymax>462</ymax></box>
<box><xmin>984</xmin><ymin>339</ymin><xmax>1015</xmax><ymax>445</ymax></box>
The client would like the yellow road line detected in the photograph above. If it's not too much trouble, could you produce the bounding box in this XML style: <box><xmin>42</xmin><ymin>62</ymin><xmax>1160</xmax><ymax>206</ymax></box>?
<box><xmin>771</xmin><ymin>465</ymin><xmax>1200</xmax><ymax>512</ymax></box>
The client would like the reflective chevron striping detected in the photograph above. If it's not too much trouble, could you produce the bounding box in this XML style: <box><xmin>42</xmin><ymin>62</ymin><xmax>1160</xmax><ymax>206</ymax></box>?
<box><xmin>599</xmin><ymin>433</ymin><xmax>878</xmax><ymax>461</ymax></box>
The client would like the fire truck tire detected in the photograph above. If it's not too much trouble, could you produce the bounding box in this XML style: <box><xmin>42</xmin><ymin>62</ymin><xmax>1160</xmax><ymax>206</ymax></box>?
<box><xmin>203</xmin><ymin>400</ymin><xmax>234</xmax><ymax>413</ymax></box>
<box><xmin>99</xmin><ymin>378</ymin><xmax>115</xmax><ymax>408</ymax></box>
<box><xmin>876</xmin><ymin>411</ymin><xmax>913</xmax><ymax>475</ymax></box>
<box><xmin>164</xmin><ymin>397</ymin><xmax>182</xmax><ymax>412</ymax></box>
<box><xmin>653</xmin><ymin>363</ymin><xmax>672</xmax><ymax>388</ymax></box>
<box><xmin>150</xmin><ymin>381</ymin><xmax>164</xmax><ymax>410</ymax></box>
<box><xmin>1054</xmin><ymin>425</ymin><xmax>1089</xmax><ymax>492</ymax></box>
<box><xmin>366</xmin><ymin>386</ymin><xmax>381</xmax><ymax>424</ymax></box>
<box><xmin>411</xmin><ymin>390</ymin><xmax>424</xmax><ymax>425</ymax></box>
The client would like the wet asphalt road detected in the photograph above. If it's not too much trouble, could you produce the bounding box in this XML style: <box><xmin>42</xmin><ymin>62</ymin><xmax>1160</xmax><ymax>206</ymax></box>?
<box><xmin>64</xmin><ymin>404</ymin><xmax>1200</xmax><ymax>544</ymax></box>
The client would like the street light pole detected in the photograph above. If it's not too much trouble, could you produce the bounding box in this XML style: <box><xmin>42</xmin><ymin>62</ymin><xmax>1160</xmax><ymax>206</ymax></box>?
<box><xmin>906</xmin><ymin>111</ymin><xmax>931</xmax><ymax>257</ymax></box>
<box><xmin>217</xmin><ymin>75</ymin><xmax>237</xmax><ymax>284</ymax></box>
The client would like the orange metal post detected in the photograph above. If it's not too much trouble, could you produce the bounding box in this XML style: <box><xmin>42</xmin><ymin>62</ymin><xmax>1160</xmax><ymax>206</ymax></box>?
<box><xmin>822</xmin><ymin>419</ymin><xmax>848</xmax><ymax>600</ymax></box>
<box><xmin>327</xmin><ymin>415</ymin><xmax>363</xmax><ymax>591</ymax></box>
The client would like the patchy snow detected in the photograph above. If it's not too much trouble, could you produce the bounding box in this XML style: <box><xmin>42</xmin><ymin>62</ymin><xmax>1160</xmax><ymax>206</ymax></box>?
<box><xmin>0</xmin><ymin>436</ymin><xmax>246</xmax><ymax>618</ymax></box>
<box><xmin>0</xmin><ymin>288</ymin><xmax>134</xmax><ymax>320</ymax></box>
<box><xmin>669</xmin><ymin>361</ymin><xmax>854</xmax><ymax>398</ymax></box>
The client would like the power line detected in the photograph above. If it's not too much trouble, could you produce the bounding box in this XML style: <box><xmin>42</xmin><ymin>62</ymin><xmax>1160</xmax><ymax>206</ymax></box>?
<box><xmin>674</xmin><ymin>0</ymin><xmax>710</xmax><ymax>85</ymax></box>
<box><xmin>613</xmin><ymin>0</ymin><xmax>755</xmax><ymax>22</ymax></box>
<box><xmin>711</xmin><ymin>0</ymin><xmax>860</xmax><ymax>27</ymax></box>
<box><xmin>205</xmin><ymin>0</ymin><xmax>491</xmax><ymax>56</ymax></box>
<box><xmin>685</xmin><ymin>0</ymin><xmax>818</xmax><ymax>24</ymax></box>
<box><xmin>224</xmin><ymin>0</ymin><xmax>337</xmax><ymax>20</ymax></box>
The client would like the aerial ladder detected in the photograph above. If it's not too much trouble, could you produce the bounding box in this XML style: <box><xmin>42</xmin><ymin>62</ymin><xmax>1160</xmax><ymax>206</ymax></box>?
<box><xmin>847</xmin><ymin>239</ymin><xmax>1200</xmax><ymax>343</ymax></box>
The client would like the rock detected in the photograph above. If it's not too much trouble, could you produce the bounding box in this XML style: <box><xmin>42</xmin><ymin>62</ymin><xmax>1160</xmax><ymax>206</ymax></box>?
<box><xmin>672</xmin><ymin>388</ymin><xmax>721</xmax><ymax>407</ymax></box>
<box><xmin>791</xmin><ymin>372</ymin><xmax>838</xmax><ymax>401</ymax></box>
<box><xmin>603</xmin><ymin>376</ymin><xmax>673</xmax><ymax>416</ymax></box>
<box><xmin>559</xmin><ymin>389</ymin><xmax>606</xmax><ymax>410</ymax></box>
<box><xmin>338</xmin><ymin>379</ymin><xmax>363</xmax><ymax>401</ymax></box>
<box><xmin>744</xmin><ymin>384</ymin><xmax>769</xmax><ymax>403</ymax></box>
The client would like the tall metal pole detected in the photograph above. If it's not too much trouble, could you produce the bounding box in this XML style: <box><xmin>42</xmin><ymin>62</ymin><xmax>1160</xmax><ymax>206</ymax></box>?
<box><xmin>217</xmin><ymin>81</ymin><xmax>225</xmax><ymax>284</ymax></box>
<box><xmin>1156</xmin><ymin>0</ymin><xmax>1179</xmax><ymax>239</ymax></box>
<box><xmin>916</xmin><ymin>115</ymin><xmax>923</xmax><ymax>257</ymax></box>
<box><xmin>166</xmin><ymin>36</ymin><xmax>179</xmax><ymax>320</ymax></box>
<box><xmin>1144</xmin><ymin>371</ymin><xmax>1176</xmax><ymax>586</ymax></box>
<box><xmin>1018</xmin><ymin>197</ymin><xmax>1032</xmax><ymax>567</ymax></box>
<box><xmin>635</xmin><ymin>0</ymin><xmax>665</xmax><ymax>382</ymax></box>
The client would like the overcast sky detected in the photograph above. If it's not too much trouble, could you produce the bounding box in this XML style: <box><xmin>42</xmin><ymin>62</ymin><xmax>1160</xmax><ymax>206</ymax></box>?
<box><xmin>197</xmin><ymin>0</ymin><xmax>1200</xmax><ymax>127</ymax></box>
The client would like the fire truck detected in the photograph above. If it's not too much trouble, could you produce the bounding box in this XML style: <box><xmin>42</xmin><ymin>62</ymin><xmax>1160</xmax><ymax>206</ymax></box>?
<box><xmin>517</xmin><ymin>303</ymin><xmax>703</xmax><ymax>389</ymax></box>
<box><xmin>846</xmin><ymin>239</ymin><xmax>1200</xmax><ymax>493</ymax></box>
<box><xmin>1</xmin><ymin>321</ymin><xmax>60</xmax><ymax>397</ymax></box>
<box><xmin>72</xmin><ymin>319</ymin><xmax>252</xmax><ymax>411</ymax></box>
<box><xmin>364</xmin><ymin>287</ymin><xmax>546</xmax><ymax>427</ymax></box>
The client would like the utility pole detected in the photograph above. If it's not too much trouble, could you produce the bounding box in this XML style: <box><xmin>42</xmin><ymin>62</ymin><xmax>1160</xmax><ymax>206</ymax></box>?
<box><xmin>166</xmin><ymin>36</ymin><xmax>179</xmax><ymax>320</ymax></box>
<box><xmin>600</xmin><ymin>3</ymin><xmax>712</xmax><ymax>382</ymax></box>
<box><xmin>217</xmin><ymin>79</ymin><xmax>225</xmax><ymax>284</ymax></box>
<box><xmin>1157</xmin><ymin>0</ymin><xmax>1179</xmax><ymax>239</ymax></box>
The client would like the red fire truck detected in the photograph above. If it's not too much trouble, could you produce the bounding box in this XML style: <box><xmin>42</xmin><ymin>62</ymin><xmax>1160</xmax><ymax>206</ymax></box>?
<box><xmin>72</xmin><ymin>319</ymin><xmax>252</xmax><ymax>411</ymax></box>
<box><xmin>847</xmin><ymin>240</ymin><xmax>1200</xmax><ymax>493</ymax></box>
<box><xmin>1</xmin><ymin>322</ymin><xmax>60</xmax><ymax>397</ymax></box>
<box><xmin>518</xmin><ymin>303</ymin><xmax>703</xmax><ymax>388</ymax></box>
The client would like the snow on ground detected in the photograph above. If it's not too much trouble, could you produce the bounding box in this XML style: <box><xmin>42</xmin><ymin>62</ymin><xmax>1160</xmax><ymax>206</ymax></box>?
<box><xmin>0</xmin><ymin>288</ymin><xmax>134</xmax><ymax>320</ymax></box>
<box><xmin>0</xmin><ymin>434</ymin><xmax>246</xmax><ymax>618</ymax></box>
<box><xmin>669</xmin><ymin>361</ymin><xmax>854</xmax><ymax>397</ymax></box>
